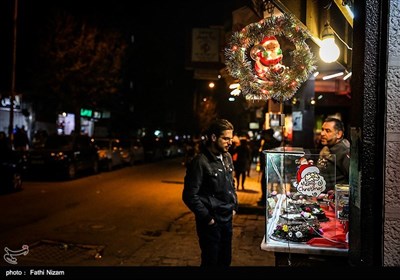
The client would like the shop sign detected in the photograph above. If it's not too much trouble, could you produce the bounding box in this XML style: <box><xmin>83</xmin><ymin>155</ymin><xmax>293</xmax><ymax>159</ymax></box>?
<box><xmin>191</xmin><ymin>28</ymin><xmax>220</xmax><ymax>63</ymax></box>
<box><xmin>80</xmin><ymin>108</ymin><xmax>93</xmax><ymax>118</ymax></box>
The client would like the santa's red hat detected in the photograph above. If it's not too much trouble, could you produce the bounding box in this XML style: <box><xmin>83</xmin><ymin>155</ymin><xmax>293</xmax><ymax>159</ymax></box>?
<box><xmin>297</xmin><ymin>164</ymin><xmax>319</xmax><ymax>183</ymax></box>
<box><xmin>261</xmin><ymin>36</ymin><xmax>278</xmax><ymax>45</ymax></box>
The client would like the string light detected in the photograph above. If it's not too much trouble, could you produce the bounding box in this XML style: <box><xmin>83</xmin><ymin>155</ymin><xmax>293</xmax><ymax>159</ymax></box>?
<box><xmin>229</xmin><ymin>83</ymin><xmax>240</xmax><ymax>89</ymax></box>
<box><xmin>322</xmin><ymin>72</ymin><xmax>344</xmax><ymax>80</ymax></box>
<box><xmin>343</xmin><ymin>72</ymin><xmax>352</xmax><ymax>80</ymax></box>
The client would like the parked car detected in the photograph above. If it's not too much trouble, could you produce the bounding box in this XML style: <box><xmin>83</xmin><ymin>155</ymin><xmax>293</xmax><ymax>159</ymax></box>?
<box><xmin>95</xmin><ymin>138</ymin><xmax>124</xmax><ymax>171</ymax></box>
<box><xmin>119</xmin><ymin>138</ymin><xmax>145</xmax><ymax>165</ymax></box>
<box><xmin>27</xmin><ymin>134</ymin><xmax>99</xmax><ymax>180</ymax></box>
<box><xmin>0</xmin><ymin>146</ymin><xmax>26</xmax><ymax>193</ymax></box>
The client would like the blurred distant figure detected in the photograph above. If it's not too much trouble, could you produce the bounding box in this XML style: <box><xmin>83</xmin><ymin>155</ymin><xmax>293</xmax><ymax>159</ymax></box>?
<box><xmin>258</xmin><ymin>128</ymin><xmax>281</xmax><ymax>206</ymax></box>
<box><xmin>233</xmin><ymin>138</ymin><xmax>252</xmax><ymax>190</ymax></box>
<box><xmin>13</xmin><ymin>126</ymin><xmax>29</xmax><ymax>151</ymax></box>
<box><xmin>0</xmin><ymin>131</ymin><xmax>11</xmax><ymax>156</ymax></box>
<box><xmin>183</xmin><ymin>139</ymin><xmax>200</xmax><ymax>166</ymax></box>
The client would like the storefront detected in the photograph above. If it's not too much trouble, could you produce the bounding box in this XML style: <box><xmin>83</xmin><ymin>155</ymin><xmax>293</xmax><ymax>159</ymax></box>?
<box><xmin>56</xmin><ymin>108</ymin><xmax>103</xmax><ymax>136</ymax></box>
<box><xmin>0</xmin><ymin>95</ymin><xmax>31</xmax><ymax>138</ymax></box>
<box><xmin>225</xmin><ymin>0</ymin><xmax>399</xmax><ymax>266</ymax></box>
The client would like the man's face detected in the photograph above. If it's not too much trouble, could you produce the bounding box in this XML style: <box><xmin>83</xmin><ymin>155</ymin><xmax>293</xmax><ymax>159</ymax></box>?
<box><xmin>320</xmin><ymin>121</ymin><xmax>342</xmax><ymax>147</ymax></box>
<box><xmin>214</xmin><ymin>130</ymin><xmax>233</xmax><ymax>153</ymax></box>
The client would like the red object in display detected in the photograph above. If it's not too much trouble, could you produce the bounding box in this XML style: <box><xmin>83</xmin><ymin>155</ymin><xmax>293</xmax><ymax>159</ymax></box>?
<box><xmin>306</xmin><ymin>209</ymin><xmax>349</xmax><ymax>249</ymax></box>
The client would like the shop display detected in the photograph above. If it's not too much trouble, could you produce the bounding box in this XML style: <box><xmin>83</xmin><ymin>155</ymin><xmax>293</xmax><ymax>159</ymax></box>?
<box><xmin>261</xmin><ymin>148</ymin><xmax>349</xmax><ymax>254</ymax></box>
<box><xmin>281</xmin><ymin>199</ymin><xmax>329</xmax><ymax>222</ymax></box>
<box><xmin>300</xmin><ymin>203</ymin><xmax>329</xmax><ymax>222</ymax></box>
<box><xmin>272</xmin><ymin>219</ymin><xmax>322</xmax><ymax>242</ymax></box>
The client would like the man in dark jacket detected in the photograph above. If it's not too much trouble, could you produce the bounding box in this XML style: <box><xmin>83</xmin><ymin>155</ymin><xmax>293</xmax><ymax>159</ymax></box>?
<box><xmin>317</xmin><ymin>117</ymin><xmax>350</xmax><ymax>191</ymax></box>
<box><xmin>182</xmin><ymin>119</ymin><xmax>238</xmax><ymax>267</ymax></box>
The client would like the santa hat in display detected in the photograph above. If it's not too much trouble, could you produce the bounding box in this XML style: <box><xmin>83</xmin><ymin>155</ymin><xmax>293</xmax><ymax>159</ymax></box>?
<box><xmin>296</xmin><ymin>164</ymin><xmax>319</xmax><ymax>183</ymax></box>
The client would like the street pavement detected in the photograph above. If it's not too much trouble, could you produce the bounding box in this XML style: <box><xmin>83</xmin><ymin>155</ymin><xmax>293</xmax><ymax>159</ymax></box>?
<box><xmin>1</xmin><ymin>162</ymin><xmax>275</xmax><ymax>276</ymax></box>
<box><xmin>121</xmin><ymin>164</ymin><xmax>275</xmax><ymax>267</ymax></box>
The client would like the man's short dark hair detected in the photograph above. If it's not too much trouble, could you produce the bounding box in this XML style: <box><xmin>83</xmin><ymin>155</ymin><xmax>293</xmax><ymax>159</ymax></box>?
<box><xmin>205</xmin><ymin>119</ymin><xmax>234</xmax><ymax>139</ymax></box>
<box><xmin>324</xmin><ymin>117</ymin><xmax>345</xmax><ymax>133</ymax></box>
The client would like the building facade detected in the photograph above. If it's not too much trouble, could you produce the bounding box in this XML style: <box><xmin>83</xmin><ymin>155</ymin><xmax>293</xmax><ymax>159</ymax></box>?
<box><xmin>241</xmin><ymin>0</ymin><xmax>400</xmax><ymax>266</ymax></box>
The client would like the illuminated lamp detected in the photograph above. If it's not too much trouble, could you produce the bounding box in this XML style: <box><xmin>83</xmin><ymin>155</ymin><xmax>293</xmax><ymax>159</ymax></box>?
<box><xmin>319</xmin><ymin>22</ymin><xmax>340</xmax><ymax>63</ymax></box>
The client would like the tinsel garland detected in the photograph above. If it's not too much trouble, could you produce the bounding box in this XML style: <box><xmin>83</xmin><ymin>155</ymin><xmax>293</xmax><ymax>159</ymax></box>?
<box><xmin>224</xmin><ymin>15</ymin><xmax>317</xmax><ymax>102</ymax></box>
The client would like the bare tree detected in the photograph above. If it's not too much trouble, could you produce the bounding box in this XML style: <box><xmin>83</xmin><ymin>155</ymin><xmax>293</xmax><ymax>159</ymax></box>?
<box><xmin>34</xmin><ymin>11</ymin><xmax>127</xmax><ymax>134</ymax></box>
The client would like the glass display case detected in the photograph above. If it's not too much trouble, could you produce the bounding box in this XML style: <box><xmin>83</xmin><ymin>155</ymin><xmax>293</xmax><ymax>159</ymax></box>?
<box><xmin>261</xmin><ymin>147</ymin><xmax>348</xmax><ymax>256</ymax></box>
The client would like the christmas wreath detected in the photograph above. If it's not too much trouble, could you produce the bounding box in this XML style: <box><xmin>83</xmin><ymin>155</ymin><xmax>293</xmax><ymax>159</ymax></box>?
<box><xmin>225</xmin><ymin>14</ymin><xmax>317</xmax><ymax>101</ymax></box>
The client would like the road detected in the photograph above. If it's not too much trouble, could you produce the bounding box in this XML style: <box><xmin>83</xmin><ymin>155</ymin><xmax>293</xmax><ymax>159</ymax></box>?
<box><xmin>0</xmin><ymin>157</ymin><xmax>193</xmax><ymax>266</ymax></box>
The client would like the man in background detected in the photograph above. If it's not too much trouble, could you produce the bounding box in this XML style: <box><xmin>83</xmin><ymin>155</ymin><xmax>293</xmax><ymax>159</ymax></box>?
<box><xmin>258</xmin><ymin>128</ymin><xmax>281</xmax><ymax>206</ymax></box>
<box><xmin>317</xmin><ymin>117</ymin><xmax>350</xmax><ymax>191</ymax></box>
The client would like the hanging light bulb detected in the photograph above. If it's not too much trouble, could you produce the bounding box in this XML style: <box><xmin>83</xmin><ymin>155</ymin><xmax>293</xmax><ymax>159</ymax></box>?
<box><xmin>319</xmin><ymin>22</ymin><xmax>340</xmax><ymax>63</ymax></box>
<box><xmin>230</xmin><ymin>88</ymin><xmax>241</xmax><ymax>96</ymax></box>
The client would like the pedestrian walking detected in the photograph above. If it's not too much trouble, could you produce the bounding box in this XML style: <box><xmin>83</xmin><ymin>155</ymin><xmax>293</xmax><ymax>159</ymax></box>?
<box><xmin>258</xmin><ymin>128</ymin><xmax>281</xmax><ymax>206</ymax></box>
<box><xmin>233</xmin><ymin>138</ymin><xmax>252</xmax><ymax>190</ymax></box>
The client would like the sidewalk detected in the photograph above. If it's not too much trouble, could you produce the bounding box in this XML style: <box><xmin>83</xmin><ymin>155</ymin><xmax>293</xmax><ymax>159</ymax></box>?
<box><xmin>124</xmin><ymin>164</ymin><xmax>275</xmax><ymax>267</ymax></box>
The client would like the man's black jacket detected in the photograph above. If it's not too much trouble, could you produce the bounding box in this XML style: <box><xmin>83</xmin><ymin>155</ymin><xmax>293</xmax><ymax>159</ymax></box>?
<box><xmin>182</xmin><ymin>147</ymin><xmax>238</xmax><ymax>224</ymax></box>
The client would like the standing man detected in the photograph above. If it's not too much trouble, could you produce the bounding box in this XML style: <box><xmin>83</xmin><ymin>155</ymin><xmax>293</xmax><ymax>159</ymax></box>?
<box><xmin>182</xmin><ymin>119</ymin><xmax>238</xmax><ymax>267</ymax></box>
<box><xmin>318</xmin><ymin>117</ymin><xmax>350</xmax><ymax>191</ymax></box>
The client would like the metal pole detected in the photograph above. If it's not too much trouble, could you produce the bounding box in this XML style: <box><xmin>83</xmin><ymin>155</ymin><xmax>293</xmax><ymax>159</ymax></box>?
<box><xmin>9</xmin><ymin>0</ymin><xmax>18</xmax><ymax>147</ymax></box>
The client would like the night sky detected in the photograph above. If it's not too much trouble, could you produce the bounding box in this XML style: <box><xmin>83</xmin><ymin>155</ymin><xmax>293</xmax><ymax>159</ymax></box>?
<box><xmin>0</xmin><ymin>0</ymin><xmax>243</xmax><ymax>135</ymax></box>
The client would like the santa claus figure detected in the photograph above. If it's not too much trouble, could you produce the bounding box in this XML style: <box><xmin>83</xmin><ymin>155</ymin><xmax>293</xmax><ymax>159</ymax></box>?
<box><xmin>297</xmin><ymin>163</ymin><xmax>319</xmax><ymax>184</ymax></box>
<box><xmin>250</xmin><ymin>35</ymin><xmax>285</xmax><ymax>80</ymax></box>
<box><xmin>293</xmin><ymin>157</ymin><xmax>326</xmax><ymax>197</ymax></box>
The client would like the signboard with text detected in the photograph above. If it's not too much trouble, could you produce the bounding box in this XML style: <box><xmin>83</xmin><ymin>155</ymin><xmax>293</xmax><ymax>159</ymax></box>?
<box><xmin>191</xmin><ymin>28</ymin><xmax>220</xmax><ymax>63</ymax></box>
